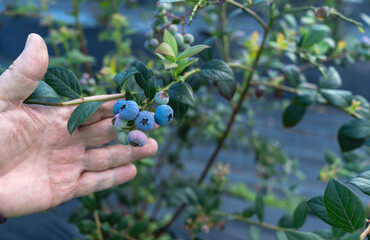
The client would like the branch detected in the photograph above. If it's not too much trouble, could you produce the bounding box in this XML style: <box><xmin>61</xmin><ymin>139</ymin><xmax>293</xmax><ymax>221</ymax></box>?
<box><xmin>24</xmin><ymin>93</ymin><xmax>125</xmax><ymax>106</ymax></box>
<box><xmin>155</xmin><ymin>8</ymin><xmax>274</xmax><ymax>237</ymax></box>
<box><xmin>361</xmin><ymin>220</ymin><xmax>370</xmax><ymax>240</ymax></box>
<box><xmin>226</xmin><ymin>0</ymin><xmax>267</xmax><ymax>30</ymax></box>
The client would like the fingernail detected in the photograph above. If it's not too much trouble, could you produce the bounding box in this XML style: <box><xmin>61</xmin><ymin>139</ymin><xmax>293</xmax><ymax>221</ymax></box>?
<box><xmin>25</xmin><ymin>34</ymin><xmax>33</xmax><ymax>48</ymax></box>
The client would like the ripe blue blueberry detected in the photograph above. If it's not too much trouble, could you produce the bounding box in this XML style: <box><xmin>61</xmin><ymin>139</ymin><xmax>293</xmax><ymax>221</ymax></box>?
<box><xmin>112</xmin><ymin>114</ymin><xmax>127</xmax><ymax>131</ymax></box>
<box><xmin>155</xmin><ymin>91</ymin><xmax>169</xmax><ymax>105</ymax></box>
<box><xmin>134</xmin><ymin>111</ymin><xmax>155</xmax><ymax>132</ymax></box>
<box><xmin>117</xmin><ymin>131</ymin><xmax>128</xmax><ymax>145</ymax></box>
<box><xmin>155</xmin><ymin>105</ymin><xmax>174</xmax><ymax>126</ymax></box>
<box><xmin>119</xmin><ymin>100</ymin><xmax>139</xmax><ymax>121</ymax></box>
<box><xmin>127</xmin><ymin>130</ymin><xmax>147</xmax><ymax>147</ymax></box>
<box><xmin>113</xmin><ymin>99</ymin><xmax>125</xmax><ymax>115</ymax></box>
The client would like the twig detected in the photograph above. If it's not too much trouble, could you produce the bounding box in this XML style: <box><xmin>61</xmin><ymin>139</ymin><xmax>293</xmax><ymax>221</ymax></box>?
<box><xmin>226</xmin><ymin>0</ymin><xmax>267</xmax><ymax>30</ymax></box>
<box><xmin>93</xmin><ymin>209</ymin><xmax>104</xmax><ymax>240</ymax></box>
<box><xmin>24</xmin><ymin>93</ymin><xmax>125</xmax><ymax>106</ymax></box>
<box><xmin>361</xmin><ymin>220</ymin><xmax>370</xmax><ymax>240</ymax></box>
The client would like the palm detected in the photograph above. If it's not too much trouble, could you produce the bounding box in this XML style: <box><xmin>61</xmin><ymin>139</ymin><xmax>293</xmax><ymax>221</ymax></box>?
<box><xmin>0</xmin><ymin>34</ymin><xmax>157</xmax><ymax>218</ymax></box>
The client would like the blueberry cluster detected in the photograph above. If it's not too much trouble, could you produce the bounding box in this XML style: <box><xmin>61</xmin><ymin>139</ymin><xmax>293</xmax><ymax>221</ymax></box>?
<box><xmin>144</xmin><ymin>3</ymin><xmax>195</xmax><ymax>51</ymax></box>
<box><xmin>112</xmin><ymin>91</ymin><xmax>174</xmax><ymax>147</ymax></box>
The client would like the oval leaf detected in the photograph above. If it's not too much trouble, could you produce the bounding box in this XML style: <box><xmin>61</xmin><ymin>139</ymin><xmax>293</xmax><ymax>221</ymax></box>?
<box><xmin>167</xmin><ymin>82</ymin><xmax>194</xmax><ymax>107</ymax></box>
<box><xmin>321</xmin><ymin>89</ymin><xmax>353</xmax><ymax>108</ymax></box>
<box><xmin>163</xmin><ymin>29</ymin><xmax>178</xmax><ymax>56</ymax></box>
<box><xmin>177</xmin><ymin>45</ymin><xmax>210</xmax><ymax>60</ymax></box>
<box><xmin>349</xmin><ymin>171</ymin><xmax>370</xmax><ymax>196</ymax></box>
<box><xmin>319</xmin><ymin>66</ymin><xmax>342</xmax><ymax>89</ymax></box>
<box><xmin>307</xmin><ymin>196</ymin><xmax>338</xmax><ymax>227</ymax></box>
<box><xmin>283</xmin><ymin>102</ymin><xmax>306</xmax><ymax>128</ymax></box>
<box><xmin>200</xmin><ymin>60</ymin><xmax>236</xmax><ymax>99</ymax></box>
<box><xmin>338</xmin><ymin>119</ymin><xmax>370</xmax><ymax>152</ymax></box>
<box><xmin>324</xmin><ymin>178</ymin><xmax>366</xmax><ymax>233</ymax></box>
<box><xmin>68</xmin><ymin>101</ymin><xmax>104</xmax><ymax>135</ymax></box>
<box><xmin>27</xmin><ymin>80</ymin><xmax>61</xmax><ymax>101</ymax></box>
<box><xmin>114</xmin><ymin>67</ymin><xmax>138</xmax><ymax>91</ymax></box>
<box><xmin>293</xmin><ymin>200</ymin><xmax>309</xmax><ymax>229</ymax></box>
<box><xmin>285</xmin><ymin>231</ymin><xmax>323</xmax><ymax>240</ymax></box>
<box><xmin>44</xmin><ymin>66</ymin><xmax>82</xmax><ymax>99</ymax></box>
<box><xmin>255</xmin><ymin>194</ymin><xmax>264</xmax><ymax>222</ymax></box>
<box><xmin>155</xmin><ymin>43</ymin><xmax>175</xmax><ymax>57</ymax></box>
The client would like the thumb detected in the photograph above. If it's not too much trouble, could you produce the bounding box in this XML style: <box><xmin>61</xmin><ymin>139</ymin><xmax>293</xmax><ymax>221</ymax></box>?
<box><xmin>0</xmin><ymin>33</ymin><xmax>48</xmax><ymax>106</ymax></box>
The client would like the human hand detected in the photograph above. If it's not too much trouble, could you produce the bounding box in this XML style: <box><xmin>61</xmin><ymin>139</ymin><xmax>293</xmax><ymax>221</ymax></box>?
<box><xmin>0</xmin><ymin>34</ymin><xmax>158</xmax><ymax>218</ymax></box>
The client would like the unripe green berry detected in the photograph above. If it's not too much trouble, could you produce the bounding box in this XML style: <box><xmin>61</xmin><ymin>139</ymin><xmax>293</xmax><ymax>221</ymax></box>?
<box><xmin>149</xmin><ymin>38</ymin><xmax>159</xmax><ymax>49</ymax></box>
<box><xmin>145</xmin><ymin>31</ymin><xmax>154</xmax><ymax>39</ymax></box>
<box><xmin>174</xmin><ymin>33</ymin><xmax>184</xmax><ymax>46</ymax></box>
<box><xmin>117</xmin><ymin>131</ymin><xmax>129</xmax><ymax>145</ymax></box>
<box><xmin>181</xmin><ymin>44</ymin><xmax>190</xmax><ymax>51</ymax></box>
<box><xmin>183</xmin><ymin>33</ymin><xmax>194</xmax><ymax>44</ymax></box>
<box><xmin>168</xmin><ymin>24</ymin><xmax>178</xmax><ymax>35</ymax></box>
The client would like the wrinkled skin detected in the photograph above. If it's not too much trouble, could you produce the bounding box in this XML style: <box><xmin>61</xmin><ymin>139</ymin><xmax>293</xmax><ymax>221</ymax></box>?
<box><xmin>0</xmin><ymin>34</ymin><xmax>158</xmax><ymax>217</ymax></box>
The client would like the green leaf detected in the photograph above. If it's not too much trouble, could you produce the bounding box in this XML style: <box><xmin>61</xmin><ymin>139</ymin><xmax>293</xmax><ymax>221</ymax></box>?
<box><xmin>163</xmin><ymin>29</ymin><xmax>178</xmax><ymax>56</ymax></box>
<box><xmin>285</xmin><ymin>231</ymin><xmax>323</xmax><ymax>240</ymax></box>
<box><xmin>293</xmin><ymin>93</ymin><xmax>316</xmax><ymax>107</ymax></box>
<box><xmin>167</xmin><ymin>82</ymin><xmax>194</xmax><ymax>107</ymax></box>
<box><xmin>168</xmin><ymin>100</ymin><xmax>189</xmax><ymax>123</ymax></box>
<box><xmin>338</xmin><ymin>119</ymin><xmax>370</xmax><ymax>152</ymax></box>
<box><xmin>278</xmin><ymin>214</ymin><xmax>294</xmax><ymax>228</ymax></box>
<box><xmin>167</xmin><ymin>82</ymin><xmax>194</xmax><ymax>122</ymax></box>
<box><xmin>44</xmin><ymin>66</ymin><xmax>82</xmax><ymax>99</ymax></box>
<box><xmin>145</xmin><ymin>76</ymin><xmax>157</xmax><ymax>102</ymax></box>
<box><xmin>161</xmin><ymin>59</ymin><xmax>178</xmax><ymax>70</ymax></box>
<box><xmin>67</xmin><ymin>101</ymin><xmax>104</xmax><ymax>135</ymax></box>
<box><xmin>307</xmin><ymin>196</ymin><xmax>338</xmax><ymax>227</ymax></box>
<box><xmin>177</xmin><ymin>44</ymin><xmax>210</xmax><ymax>60</ymax></box>
<box><xmin>134</xmin><ymin>61</ymin><xmax>154</xmax><ymax>90</ymax></box>
<box><xmin>332</xmin><ymin>227</ymin><xmax>347</xmax><ymax>240</ymax></box>
<box><xmin>338</xmin><ymin>134</ymin><xmax>366</xmax><ymax>152</ymax></box>
<box><xmin>27</xmin><ymin>80</ymin><xmax>61</xmax><ymax>101</ymax></box>
<box><xmin>242</xmin><ymin>206</ymin><xmax>255</xmax><ymax>218</ymax></box>
<box><xmin>199</xmin><ymin>37</ymin><xmax>216</xmax><ymax>62</ymax></box>
<box><xmin>200</xmin><ymin>60</ymin><xmax>236</xmax><ymax>99</ymax></box>
<box><xmin>321</xmin><ymin>89</ymin><xmax>353</xmax><ymax>108</ymax></box>
<box><xmin>324</xmin><ymin>178</ymin><xmax>366</xmax><ymax>233</ymax></box>
<box><xmin>283</xmin><ymin>102</ymin><xmax>306</xmax><ymax>127</ymax></box>
<box><xmin>248</xmin><ymin>226</ymin><xmax>260</xmax><ymax>240</ymax></box>
<box><xmin>301</xmin><ymin>24</ymin><xmax>329</xmax><ymax>48</ymax></box>
<box><xmin>129</xmin><ymin>220</ymin><xmax>149</xmax><ymax>238</ymax></box>
<box><xmin>284</xmin><ymin>65</ymin><xmax>303</xmax><ymax>88</ymax></box>
<box><xmin>135</xmin><ymin>91</ymin><xmax>146</xmax><ymax>105</ymax></box>
<box><xmin>319</xmin><ymin>67</ymin><xmax>342</xmax><ymax>89</ymax></box>
<box><xmin>155</xmin><ymin>43</ymin><xmax>175</xmax><ymax>57</ymax></box>
<box><xmin>77</xmin><ymin>220</ymin><xmax>96</xmax><ymax>234</ymax></box>
<box><xmin>343</xmin><ymin>232</ymin><xmax>361</xmax><ymax>240</ymax></box>
<box><xmin>338</xmin><ymin>119</ymin><xmax>370</xmax><ymax>140</ymax></box>
<box><xmin>114</xmin><ymin>67</ymin><xmax>138</xmax><ymax>91</ymax></box>
<box><xmin>293</xmin><ymin>200</ymin><xmax>309</xmax><ymax>229</ymax></box>
<box><xmin>255</xmin><ymin>194</ymin><xmax>264</xmax><ymax>222</ymax></box>
<box><xmin>276</xmin><ymin>231</ymin><xmax>288</xmax><ymax>240</ymax></box>
<box><xmin>349</xmin><ymin>171</ymin><xmax>370</xmax><ymax>196</ymax></box>
<box><xmin>176</xmin><ymin>58</ymin><xmax>198</xmax><ymax>75</ymax></box>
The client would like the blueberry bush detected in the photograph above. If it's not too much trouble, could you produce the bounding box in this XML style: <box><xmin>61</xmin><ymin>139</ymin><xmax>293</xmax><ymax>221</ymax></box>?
<box><xmin>4</xmin><ymin>0</ymin><xmax>370</xmax><ymax>239</ymax></box>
